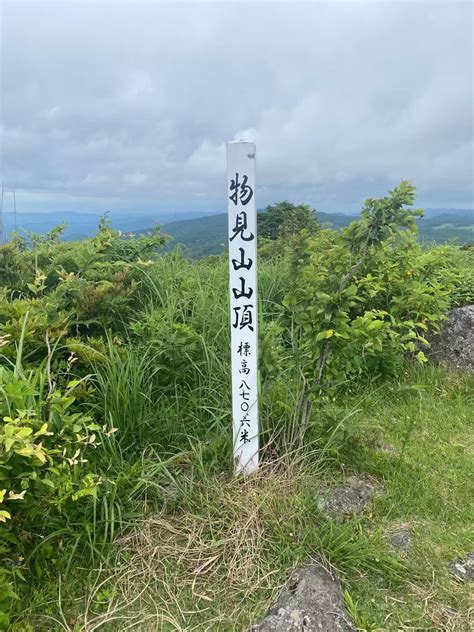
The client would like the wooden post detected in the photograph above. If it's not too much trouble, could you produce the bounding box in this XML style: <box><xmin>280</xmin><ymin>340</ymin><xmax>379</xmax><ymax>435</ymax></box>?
<box><xmin>227</xmin><ymin>141</ymin><xmax>259</xmax><ymax>474</ymax></box>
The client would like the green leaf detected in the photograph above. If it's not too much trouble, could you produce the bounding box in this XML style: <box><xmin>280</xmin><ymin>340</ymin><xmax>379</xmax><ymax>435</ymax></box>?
<box><xmin>315</xmin><ymin>330</ymin><xmax>331</xmax><ymax>342</ymax></box>
<box><xmin>416</xmin><ymin>350</ymin><xmax>427</xmax><ymax>364</ymax></box>
<box><xmin>4</xmin><ymin>438</ymin><xmax>15</xmax><ymax>452</ymax></box>
<box><xmin>0</xmin><ymin>510</ymin><xmax>11</xmax><ymax>522</ymax></box>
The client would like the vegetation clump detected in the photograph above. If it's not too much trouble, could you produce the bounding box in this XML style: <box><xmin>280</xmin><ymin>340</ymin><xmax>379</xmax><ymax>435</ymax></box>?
<box><xmin>0</xmin><ymin>183</ymin><xmax>472</xmax><ymax>630</ymax></box>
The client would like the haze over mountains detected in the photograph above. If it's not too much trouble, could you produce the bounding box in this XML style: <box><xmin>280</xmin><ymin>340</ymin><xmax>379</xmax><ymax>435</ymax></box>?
<box><xmin>2</xmin><ymin>207</ymin><xmax>472</xmax><ymax>256</ymax></box>
<box><xmin>157</xmin><ymin>209</ymin><xmax>474</xmax><ymax>257</ymax></box>
<box><xmin>1</xmin><ymin>210</ymin><xmax>214</xmax><ymax>241</ymax></box>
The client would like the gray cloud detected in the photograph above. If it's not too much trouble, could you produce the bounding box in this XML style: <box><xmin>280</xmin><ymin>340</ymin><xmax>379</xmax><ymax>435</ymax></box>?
<box><xmin>1</xmin><ymin>1</ymin><xmax>473</xmax><ymax>214</ymax></box>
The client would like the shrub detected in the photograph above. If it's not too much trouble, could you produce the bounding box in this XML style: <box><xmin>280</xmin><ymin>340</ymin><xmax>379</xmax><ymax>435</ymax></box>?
<box><xmin>0</xmin><ymin>220</ymin><xmax>167</xmax><ymax>367</ymax></box>
<box><xmin>0</xmin><ymin>322</ymin><xmax>105</xmax><ymax>625</ymax></box>
<box><xmin>280</xmin><ymin>182</ymin><xmax>454</xmax><ymax>440</ymax></box>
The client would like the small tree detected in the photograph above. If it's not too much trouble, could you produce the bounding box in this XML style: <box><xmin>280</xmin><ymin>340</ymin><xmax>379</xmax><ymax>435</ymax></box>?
<box><xmin>279</xmin><ymin>181</ymin><xmax>448</xmax><ymax>444</ymax></box>
<box><xmin>258</xmin><ymin>201</ymin><xmax>318</xmax><ymax>240</ymax></box>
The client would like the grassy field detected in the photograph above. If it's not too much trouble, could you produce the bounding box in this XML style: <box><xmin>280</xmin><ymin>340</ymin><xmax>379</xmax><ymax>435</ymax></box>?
<box><xmin>2</xmin><ymin>188</ymin><xmax>473</xmax><ymax>631</ymax></box>
<box><xmin>20</xmin><ymin>363</ymin><xmax>473</xmax><ymax>631</ymax></box>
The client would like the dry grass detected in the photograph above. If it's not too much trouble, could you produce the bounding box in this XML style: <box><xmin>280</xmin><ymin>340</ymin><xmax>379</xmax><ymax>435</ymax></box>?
<box><xmin>77</xmin><ymin>454</ymin><xmax>324</xmax><ymax>631</ymax></box>
<box><xmin>401</xmin><ymin>579</ymin><xmax>473</xmax><ymax>632</ymax></box>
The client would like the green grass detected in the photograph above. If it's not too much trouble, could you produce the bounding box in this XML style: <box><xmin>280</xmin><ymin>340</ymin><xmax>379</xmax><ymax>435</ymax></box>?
<box><xmin>18</xmin><ymin>362</ymin><xmax>473</xmax><ymax>631</ymax></box>
<box><xmin>318</xmin><ymin>363</ymin><xmax>474</xmax><ymax>631</ymax></box>
<box><xmin>3</xmin><ymin>213</ymin><xmax>473</xmax><ymax>630</ymax></box>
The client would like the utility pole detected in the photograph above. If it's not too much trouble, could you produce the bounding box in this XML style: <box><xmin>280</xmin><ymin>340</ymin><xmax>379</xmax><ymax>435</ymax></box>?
<box><xmin>13</xmin><ymin>189</ymin><xmax>17</xmax><ymax>233</ymax></box>
<box><xmin>0</xmin><ymin>181</ymin><xmax>4</xmax><ymax>244</ymax></box>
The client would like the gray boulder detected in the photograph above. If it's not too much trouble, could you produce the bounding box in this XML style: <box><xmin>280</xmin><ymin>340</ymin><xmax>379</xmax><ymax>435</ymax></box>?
<box><xmin>448</xmin><ymin>552</ymin><xmax>474</xmax><ymax>582</ymax></box>
<box><xmin>249</xmin><ymin>563</ymin><xmax>355</xmax><ymax>631</ymax></box>
<box><xmin>388</xmin><ymin>524</ymin><xmax>413</xmax><ymax>555</ymax></box>
<box><xmin>428</xmin><ymin>305</ymin><xmax>474</xmax><ymax>373</ymax></box>
<box><xmin>317</xmin><ymin>475</ymin><xmax>379</xmax><ymax>522</ymax></box>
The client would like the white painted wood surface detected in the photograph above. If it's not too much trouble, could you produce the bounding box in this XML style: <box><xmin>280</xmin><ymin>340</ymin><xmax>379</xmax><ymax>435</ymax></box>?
<box><xmin>227</xmin><ymin>141</ymin><xmax>259</xmax><ymax>474</ymax></box>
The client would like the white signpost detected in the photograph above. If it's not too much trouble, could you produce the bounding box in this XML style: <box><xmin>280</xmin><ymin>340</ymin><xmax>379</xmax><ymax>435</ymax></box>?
<box><xmin>227</xmin><ymin>141</ymin><xmax>259</xmax><ymax>475</ymax></box>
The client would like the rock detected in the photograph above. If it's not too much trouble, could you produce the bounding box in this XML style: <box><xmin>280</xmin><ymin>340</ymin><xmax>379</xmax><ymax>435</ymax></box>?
<box><xmin>448</xmin><ymin>552</ymin><xmax>474</xmax><ymax>581</ymax></box>
<box><xmin>249</xmin><ymin>563</ymin><xmax>355</xmax><ymax>631</ymax></box>
<box><xmin>427</xmin><ymin>305</ymin><xmax>474</xmax><ymax>373</ymax></box>
<box><xmin>376</xmin><ymin>442</ymin><xmax>399</xmax><ymax>457</ymax></box>
<box><xmin>388</xmin><ymin>525</ymin><xmax>413</xmax><ymax>554</ymax></box>
<box><xmin>317</xmin><ymin>475</ymin><xmax>379</xmax><ymax>521</ymax></box>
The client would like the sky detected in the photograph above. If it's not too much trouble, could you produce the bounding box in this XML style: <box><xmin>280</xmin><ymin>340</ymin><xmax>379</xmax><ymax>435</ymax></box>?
<box><xmin>1</xmin><ymin>0</ymin><xmax>473</xmax><ymax>216</ymax></box>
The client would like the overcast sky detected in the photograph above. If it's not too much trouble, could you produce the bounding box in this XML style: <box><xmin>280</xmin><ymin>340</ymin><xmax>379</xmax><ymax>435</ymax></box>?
<box><xmin>1</xmin><ymin>1</ymin><xmax>473</xmax><ymax>215</ymax></box>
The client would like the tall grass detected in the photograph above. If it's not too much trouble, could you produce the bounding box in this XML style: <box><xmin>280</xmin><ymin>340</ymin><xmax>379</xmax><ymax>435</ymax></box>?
<box><xmin>92</xmin><ymin>337</ymin><xmax>160</xmax><ymax>453</ymax></box>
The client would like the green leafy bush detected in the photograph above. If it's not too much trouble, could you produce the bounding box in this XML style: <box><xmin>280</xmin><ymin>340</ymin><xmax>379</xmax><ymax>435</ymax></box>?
<box><xmin>0</xmin><ymin>370</ymin><xmax>102</xmax><ymax>521</ymax></box>
<box><xmin>279</xmin><ymin>182</ymin><xmax>459</xmax><ymax>440</ymax></box>
<box><xmin>0</xmin><ymin>320</ymin><xmax>106</xmax><ymax>625</ymax></box>
<box><xmin>0</xmin><ymin>220</ymin><xmax>167</xmax><ymax>368</ymax></box>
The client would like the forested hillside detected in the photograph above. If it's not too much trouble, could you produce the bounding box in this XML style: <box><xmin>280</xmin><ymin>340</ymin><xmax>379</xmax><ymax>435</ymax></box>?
<box><xmin>159</xmin><ymin>208</ymin><xmax>473</xmax><ymax>257</ymax></box>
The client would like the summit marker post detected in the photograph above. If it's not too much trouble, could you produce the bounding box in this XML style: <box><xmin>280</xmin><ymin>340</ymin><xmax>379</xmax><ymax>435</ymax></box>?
<box><xmin>227</xmin><ymin>141</ymin><xmax>259</xmax><ymax>475</ymax></box>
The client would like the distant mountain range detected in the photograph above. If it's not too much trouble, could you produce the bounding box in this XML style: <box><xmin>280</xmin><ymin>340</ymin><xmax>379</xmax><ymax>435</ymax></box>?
<box><xmin>417</xmin><ymin>212</ymin><xmax>474</xmax><ymax>244</ymax></box>
<box><xmin>1</xmin><ymin>208</ymin><xmax>472</xmax><ymax>255</ymax></box>
<box><xmin>157</xmin><ymin>210</ymin><xmax>356</xmax><ymax>258</ymax></box>
<box><xmin>157</xmin><ymin>209</ymin><xmax>474</xmax><ymax>257</ymax></box>
<box><xmin>0</xmin><ymin>210</ymin><xmax>219</xmax><ymax>241</ymax></box>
